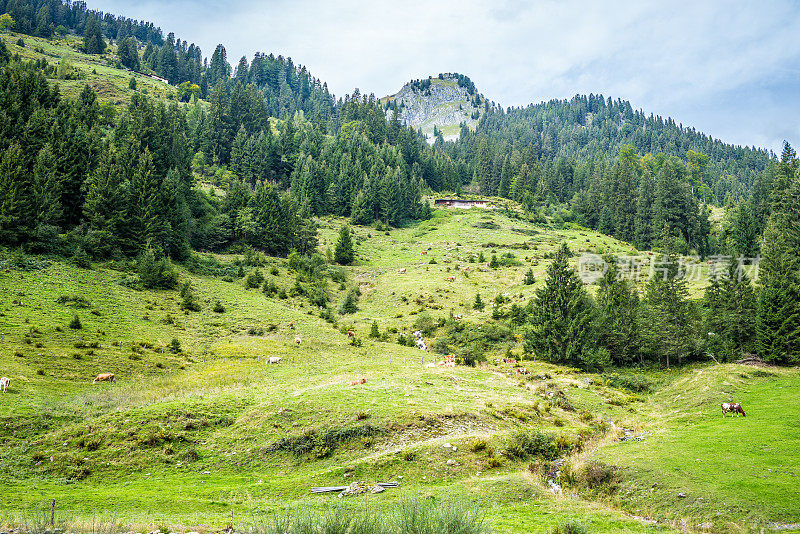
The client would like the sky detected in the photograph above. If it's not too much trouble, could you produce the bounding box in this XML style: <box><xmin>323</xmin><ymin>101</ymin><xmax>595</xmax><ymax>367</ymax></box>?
<box><xmin>91</xmin><ymin>0</ymin><xmax>800</xmax><ymax>154</ymax></box>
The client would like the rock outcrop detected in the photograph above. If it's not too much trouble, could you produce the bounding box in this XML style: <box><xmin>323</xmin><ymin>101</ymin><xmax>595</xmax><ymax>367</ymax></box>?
<box><xmin>381</xmin><ymin>73</ymin><xmax>486</xmax><ymax>143</ymax></box>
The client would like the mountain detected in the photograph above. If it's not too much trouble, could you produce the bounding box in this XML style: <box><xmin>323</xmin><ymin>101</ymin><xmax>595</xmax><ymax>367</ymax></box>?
<box><xmin>381</xmin><ymin>73</ymin><xmax>490</xmax><ymax>142</ymax></box>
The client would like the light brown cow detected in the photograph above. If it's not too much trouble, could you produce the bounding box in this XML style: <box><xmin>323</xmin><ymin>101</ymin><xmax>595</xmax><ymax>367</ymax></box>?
<box><xmin>267</xmin><ymin>356</ymin><xmax>281</xmax><ymax>364</ymax></box>
<box><xmin>454</xmin><ymin>314</ymin><xmax>463</xmax><ymax>320</ymax></box>
<box><xmin>294</xmin><ymin>336</ymin><xmax>302</xmax><ymax>345</ymax></box>
<box><xmin>398</xmin><ymin>268</ymin><xmax>407</xmax><ymax>274</ymax></box>
<box><xmin>515</xmin><ymin>367</ymin><xmax>530</xmax><ymax>375</ymax></box>
<box><xmin>349</xmin><ymin>378</ymin><xmax>367</xmax><ymax>385</ymax></box>
<box><xmin>92</xmin><ymin>373</ymin><xmax>115</xmax><ymax>384</ymax></box>
<box><xmin>445</xmin><ymin>276</ymin><xmax>456</xmax><ymax>282</ymax></box>
<box><xmin>0</xmin><ymin>377</ymin><xmax>9</xmax><ymax>393</ymax></box>
<box><xmin>347</xmin><ymin>330</ymin><xmax>355</xmax><ymax>338</ymax></box>
<box><xmin>288</xmin><ymin>322</ymin><xmax>294</xmax><ymax>329</ymax></box>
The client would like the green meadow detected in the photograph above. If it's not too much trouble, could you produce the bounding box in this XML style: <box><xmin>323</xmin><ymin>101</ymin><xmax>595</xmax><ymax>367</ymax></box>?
<box><xmin>0</xmin><ymin>208</ymin><xmax>796</xmax><ymax>533</ymax></box>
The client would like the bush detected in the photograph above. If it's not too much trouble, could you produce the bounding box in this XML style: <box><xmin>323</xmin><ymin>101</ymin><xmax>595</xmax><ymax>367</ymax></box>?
<box><xmin>137</xmin><ymin>249</ymin><xmax>178</xmax><ymax>289</ymax></box>
<box><xmin>524</xmin><ymin>268</ymin><xmax>536</xmax><ymax>285</ymax></box>
<box><xmin>245</xmin><ymin>269</ymin><xmax>265</xmax><ymax>289</ymax></box>
<box><xmin>603</xmin><ymin>373</ymin><xmax>652</xmax><ymax>393</ymax></box>
<box><xmin>505</xmin><ymin>429</ymin><xmax>558</xmax><ymax>461</ymax></box>
<box><xmin>413</xmin><ymin>312</ymin><xmax>436</xmax><ymax>336</ymax></box>
<box><xmin>169</xmin><ymin>339</ymin><xmax>181</xmax><ymax>354</ymax></box>
<box><xmin>369</xmin><ymin>321</ymin><xmax>380</xmax><ymax>338</ymax></box>
<box><xmin>68</xmin><ymin>315</ymin><xmax>82</xmax><ymax>329</ymax></box>
<box><xmin>551</xmin><ymin>520</ymin><xmax>589</xmax><ymax>534</ymax></box>
<box><xmin>213</xmin><ymin>300</ymin><xmax>225</xmax><ymax>313</ymax></box>
<box><xmin>338</xmin><ymin>288</ymin><xmax>359</xmax><ymax>315</ymax></box>
<box><xmin>180</xmin><ymin>283</ymin><xmax>201</xmax><ymax>311</ymax></box>
<box><xmin>71</xmin><ymin>246</ymin><xmax>92</xmax><ymax>269</ymax></box>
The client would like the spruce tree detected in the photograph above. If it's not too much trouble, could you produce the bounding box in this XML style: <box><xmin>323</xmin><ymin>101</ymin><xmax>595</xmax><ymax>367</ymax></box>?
<box><xmin>705</xmin><ymin>262</ymin><xmax>756</xmax><ymax>361</ymax></box>
<box><xmin>334</xmin><ymin>225</ymin><xmax>355</xmax><ymax>265</ymax></box>
<box><xmin>82</xmin><ymin>16</ymin><xmax>105</xmax><ymax>54</ymax></box>
<box><xmin>524</xmin><ymin>243</ymin><xmax>595</xmax><ymax>367</ymax></box>
<box><xmin>32</xmin><ymin>144</ymin><xmax>62</xmax><ymax>228</ymax></box>
<box><xmin>596</xmin><ymin>260</ymin><xmax>640</xmax><ymax>365</ymax></box>
<box><xmin>639</xmin><ymin>238</ymin><xmax>694</xmax><ymax>367</ymax></box>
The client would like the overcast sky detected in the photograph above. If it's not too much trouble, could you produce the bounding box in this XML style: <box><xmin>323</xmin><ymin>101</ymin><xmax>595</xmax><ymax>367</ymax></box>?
<box><xmin>91</xmin><ymin>0</ymin><xmax>800</xmax><ymax>154</ymax></box>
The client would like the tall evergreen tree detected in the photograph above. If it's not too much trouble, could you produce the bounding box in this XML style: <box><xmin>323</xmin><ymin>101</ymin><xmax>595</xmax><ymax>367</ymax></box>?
<box><xmin>82</xmin><ymin>16</ymin><xmax>105</xmax><ymax>54</ymax></box>
<box><xmin>596</xmin><ymin>259</ymin><xmax>640</xmax><ymax>365</ymax></box>
<box><xmin>524</xmin><ymin>243</ymin><xmax>595</xmax><ymax>367</ymax></box>
<box><xmin>334</xmin><ymin>224</ymin><xmax>355</xmax><ymax>265</ymax></box>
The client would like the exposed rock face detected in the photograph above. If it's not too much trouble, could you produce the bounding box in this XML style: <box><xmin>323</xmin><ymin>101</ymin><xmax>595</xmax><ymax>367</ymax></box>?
<box><xmin>382</xmin><ymin>73</ymin><xmax>485</xmax><ymax>143</ymax></box>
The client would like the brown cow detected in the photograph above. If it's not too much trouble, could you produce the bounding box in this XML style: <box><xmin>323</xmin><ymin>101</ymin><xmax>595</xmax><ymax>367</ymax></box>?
<box><xmin>267</xmin><ymin>356</ymin><xmax>281</xmax><ymax>364</ymax></box>
<box><xmin>398</xmin><ymin>268</ymin><xmax>407</xmax><ymax>274</ymax></box>
<box><xmin>288</xmin><ymin>322</ymin><xmax>294</xmax><ymax>329</ymax></box>
<box><xmin>0</xmin><ymin>377</ymin><xmax>9</xmax><ymax>393</ymax></box>
<box><xmin>349</xmin><ymin>378</ymin><xmax>367</xmax><ymax>385</ymax></box>
<box><xmin>721</xmin><ymin>402</ymin><xmax>746</xmax><ymax>417</ymax></box>
<box><xmin>445</xmin><ymin>276</ymin><xmax>456</xmax><ymax>282</ymax></box>
<box><xmin>93</xmin><ymin>373</ymin><xmax>115</xmax><ymax>384</ymax></box>
<box><xmin>347</xmin><ymin>330</ymin><xmax>356</xmax><ymax>338</ymax></box>
<box><xmin>515</xmin><ymin>367</ymin><xmax>530</xmax><ymax>375</ymax></box>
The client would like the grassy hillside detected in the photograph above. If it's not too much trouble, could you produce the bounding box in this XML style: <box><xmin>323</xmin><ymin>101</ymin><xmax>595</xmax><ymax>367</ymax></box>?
<box><xmin>0</xmin><ymin>31</ymin><xmax>178</xmax><ymax>105</ymax></box>
<box><xmin>0</xmin><ymin>207</ymin><xmax>796</xmax><ymax>533</ymax></box>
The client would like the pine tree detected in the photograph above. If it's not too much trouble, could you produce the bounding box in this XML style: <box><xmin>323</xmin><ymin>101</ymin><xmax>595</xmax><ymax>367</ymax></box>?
<box><xmin>639</xmin><ymin>240</ymin><xmax>694</xmax><ymax>368</ymax></box>
<box><xmin>32</xmin><ymin>144</ymin><xmax>62</xmax><ymax>228</ymax></box>
<box><xmin>82</xmin><ymin>16</ymin><xmax>105</xmax><ymax>54</ymax></box>
<box><xmin>596</xmin><ymin>260</ymin><xmax>640</xmax><ymax>365</ymax></box>
<box><xmin>523</xmin><ymin>268</ymin><xmax>536</xmax><ymax>285</ymax></box>
<box><xmin>705</xmin><ymin>263</ymin><xmax>756</xmax><ymax>361</ymax></box>
<box><xmin>524</xmin><ymin>243</ymin><xmax>595</xmax><ymax>367</ymax></box>
<box><xmin>334</xmin><ymin>225</ymin><xmax>355</xmax><ymax>265</ymax></box>
<box><xmin>0</xmin><ymin>142</ymin><xmax>32</xmax><ymax>244</ymax></box>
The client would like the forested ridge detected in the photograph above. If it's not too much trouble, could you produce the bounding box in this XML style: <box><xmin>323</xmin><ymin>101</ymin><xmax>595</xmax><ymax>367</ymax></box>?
<box><xmin>2</xmin><ymin>0</ymin><xmax>800</xmax><ymax>369</ymax></box>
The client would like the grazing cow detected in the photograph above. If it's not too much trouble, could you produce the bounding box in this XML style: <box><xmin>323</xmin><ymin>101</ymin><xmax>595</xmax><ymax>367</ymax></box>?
<box><xmin>445</xmin><ymin>276</ymin><xmax>456</xmax><ymax>282</ymax></box>
<box><xmin>454</xmin><ymin>314</ymin><xmax>463</xmax><ymax>320</ymax></box>
<box><xmin>515</xmin><ymin>367</ymin><xmax>530</xmax><ymax>375</ymax></box>
<box><xmin>92</xmin><ymin>373</ymin><xmax>115</xmax><ymax>384</ymax></box>
<box><xmin>721</xmin><ymin>402</ymin><xmax>746</xmax><ymax>417</ymax></box>
<box><xmin>438</xmin><ymin>354</ymin><xmax>456</xmax><ymax>367</ymax></box>
<box><xmin>288</xmin><ymin>322</ymin><xmax>294</xmax><ymax>329</ymax></box>
<box><xmin>421</xmin><ymin>251</ymin><xmax>428</xmax><ymax>256</ymax></box>
<box><xmin>398</xmin><ymin>268</ymin><xmax>407</xmax><ymax>274</ymax></box>
<box><xmin>294</xmin><ymin>337</ymin><xmax>302</xmax><ymax>345</ymax></box>
<box><xmin>0</xmin><ymin>377</ymin><xmax>9</xmax><ymax>393</ymax></box>
<box><xmin>349</xmin><ymin>378</ymin><xmax>367</xmax><ymax>385</ymax></box>
<box><xmin>347</xmin><ymin>330</ymin><xmax>356</xmax><ymax>338</ymax></box>
<box><xmin>267</xmin><ymin>356</ymin><xmax>281</xmax><ymax>364</ymax></box>
<box><xmin>502</xmin><ymin>358</ymin><xmax>517</xmax><ymax>364</ymax></box>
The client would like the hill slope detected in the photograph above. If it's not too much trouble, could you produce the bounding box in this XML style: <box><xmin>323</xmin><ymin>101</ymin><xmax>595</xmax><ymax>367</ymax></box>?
<box><xmin>1</xmin><ymin>209</ymin><xmax>798</xmax><ymax>533</ymax></box>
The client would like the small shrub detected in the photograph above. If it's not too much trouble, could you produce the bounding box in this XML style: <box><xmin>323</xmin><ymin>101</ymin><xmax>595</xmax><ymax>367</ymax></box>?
<box><xmin>603</xmin><ymin>373</ymin><xmax>652</xmax><ymax>393</ymax></box>
<box><xmin>505</xmin><ymin>429</ymin><xmax>558</xmax><ymax>461</ymax></box>
<box><xmin>36</xmin><ymin>369</ymin><xmax>45</xmax><ymax>376</ymax></box>
<box><xmin>213</xmin><ymin>300</ymin><xmax>225</xmax><ymax>313</ymax></box>
<box><xmin>486</xmin><ymin>454</ymin><xmax>502</xmax><ymax>469</ymax></box>
<box><xmin>469</xmin><ymin>438</ymin><xmax>488</xmax><ymax>452</ymax></box>
<box><xmin>369</xmin><ymin>320</ymin><xmax>380</xmax><ymax>338</ymax></box>
<box><xmin>68</xmin><ymin>314</ymin><xmax>82</xmax><ymax>329</ymax></box>
<box><xmin>169</xmin><ymin>339</ymin><xmax>181</xmax><ymax>354</ymax></box>
<box><xmin>551</xmin><ymin>520</ymin><xmax>589</xmax><ymax>534</ymax></box>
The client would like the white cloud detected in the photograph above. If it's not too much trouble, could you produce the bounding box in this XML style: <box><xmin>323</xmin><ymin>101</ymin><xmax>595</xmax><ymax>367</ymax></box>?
<box><xmin>91</xmin><ymin>0</ymin><xmax>800</xmax><ymax>152</ymax></box>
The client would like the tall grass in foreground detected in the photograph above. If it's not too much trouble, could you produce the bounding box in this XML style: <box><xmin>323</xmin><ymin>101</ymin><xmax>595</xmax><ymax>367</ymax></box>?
<box><xmin>244</xmin><ymin>499</ymin><xmax>488</xmax><ymax>534</ymax></box>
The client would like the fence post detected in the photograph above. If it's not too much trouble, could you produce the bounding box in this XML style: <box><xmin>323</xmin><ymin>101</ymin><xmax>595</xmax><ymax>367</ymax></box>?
<box><xmin>51</xmin><ymin>498</ymin><xmax>55</xmax><ymax>526</ymax></box>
